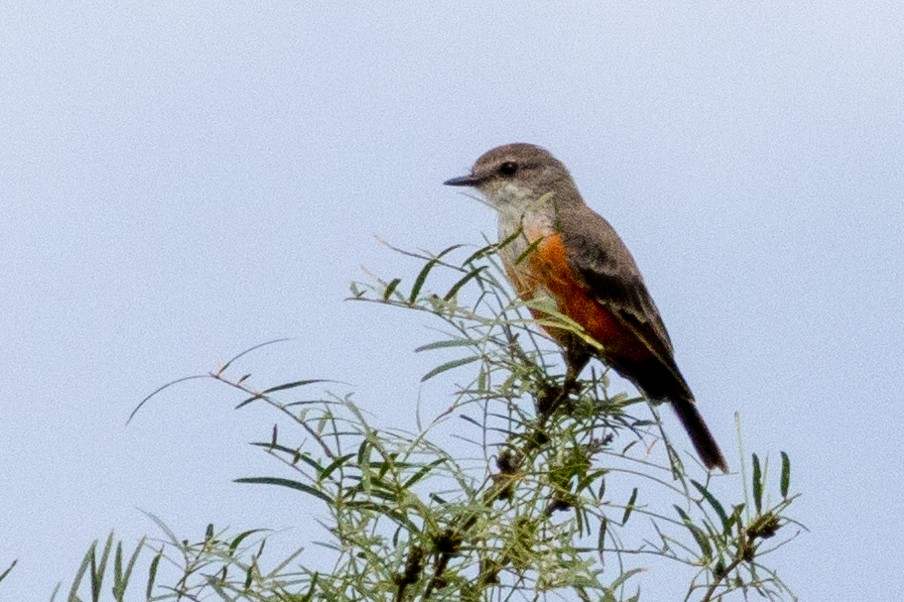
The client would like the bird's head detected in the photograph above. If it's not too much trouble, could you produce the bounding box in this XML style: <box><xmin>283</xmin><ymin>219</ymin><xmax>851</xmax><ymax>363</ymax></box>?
<box><xmin>444</xmin><ymin>143</ymin><xmax>579</xmax><ymax>212</ymax></box>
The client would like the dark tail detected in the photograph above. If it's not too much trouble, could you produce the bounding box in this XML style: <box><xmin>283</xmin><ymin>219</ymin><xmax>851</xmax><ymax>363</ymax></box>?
<box><xmin>599</xmin><ymin>353</ymin><xmax>728</xmax><ymax>471</ymax></box>
<box><xmin>671</xmin><ymin>397</ymin><xmax>728</xmax><ymax>472</ymax></box>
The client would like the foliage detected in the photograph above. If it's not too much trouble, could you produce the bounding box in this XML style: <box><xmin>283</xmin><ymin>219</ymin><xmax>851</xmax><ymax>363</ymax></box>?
<box><xmin>40</xmin><ymin>240</ymin><xmax>801</xmax><ymax>601</ymax></box>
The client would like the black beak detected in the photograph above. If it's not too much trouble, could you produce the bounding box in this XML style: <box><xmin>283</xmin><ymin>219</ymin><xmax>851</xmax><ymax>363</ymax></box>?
<box><xmin>443</xmin><ymin>174</ymin><xmax>481</xmax><ymax>187</ymax></box>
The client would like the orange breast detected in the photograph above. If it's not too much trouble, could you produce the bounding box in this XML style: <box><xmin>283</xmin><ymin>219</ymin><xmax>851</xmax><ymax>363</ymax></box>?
<box><xmin>505</xmin><ymin>233</ymin><xmax>646</xmax><ymax>360</ymax></box>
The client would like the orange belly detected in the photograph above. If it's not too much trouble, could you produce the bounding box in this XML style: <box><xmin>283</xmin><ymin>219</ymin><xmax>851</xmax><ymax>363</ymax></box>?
<box><xmin>506</xmin><ymin>233</ymin><xmax>647</xmax><ymax>360</ymax></box>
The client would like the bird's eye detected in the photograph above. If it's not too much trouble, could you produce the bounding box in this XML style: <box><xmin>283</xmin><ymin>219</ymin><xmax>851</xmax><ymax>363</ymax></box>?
<box><xmin>498</xmin><ymin>162</ymin><xmax>518</xmax><ymax>177</ymax></box>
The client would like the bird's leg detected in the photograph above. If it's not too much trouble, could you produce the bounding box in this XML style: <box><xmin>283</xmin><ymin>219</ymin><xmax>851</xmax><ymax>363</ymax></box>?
<box><xmin>564</xmin><ymin>345</ymin><xmax>591</xmax><ymax>394</ymax></box>
<box><xmin>537</xmin><ymin>344</ymin><xmax>591</xmax><ymax>417</ymax></box>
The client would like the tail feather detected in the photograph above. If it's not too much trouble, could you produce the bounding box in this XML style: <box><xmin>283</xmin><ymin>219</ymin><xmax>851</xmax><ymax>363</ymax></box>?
<box><xmin>671</xmin><ymin>397</ymin><xmax>728</xmax><ymax>473</ymax></box>
<box><xmin>605</xmin><ymin>354</ymin><xmax>728</xmax><ymax>472</ymax></box>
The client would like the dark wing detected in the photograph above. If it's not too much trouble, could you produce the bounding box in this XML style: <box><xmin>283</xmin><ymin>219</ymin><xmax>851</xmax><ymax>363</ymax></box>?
<box><xmin>556</xmin><ymin>205</ymin><xmax>691</xmax><ymax>397</ymax></box>
<box><xmin>557</xmin><ymin>205</ymin><xmax>728</xmax><ymax>471</ymax></box>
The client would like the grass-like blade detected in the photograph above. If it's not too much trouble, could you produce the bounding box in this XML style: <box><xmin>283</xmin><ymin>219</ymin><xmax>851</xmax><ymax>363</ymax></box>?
<box><xmin>752</xmin><ymin>453</ymin><xmax>763</xmax><ymax>514</ymax></box>
<box><xmin>145</xmin><ymin>549</ymin><xmax>161</xmax><ymax>600</ymax></box>
<box><xmin>674</xmin><ymin>505</ymin><xmax>713</xmax><ymax>560</ymax></box>
<box><xmin>235</xmin><ymin>477</ymin><xmax>333</xmax><ymax>504</ymax></box>
<box><xmin>621</xmin><ymin>488</ymin><xmax>638</xmax><ymax>525</ymax></box>
<box><xmin>444</xmin><ymin>266</ymin><xmax>486</xmax><ymax>301</ymax></box>
<box><xmin>421</xmin><ymin>356</ymin><xmax>481</xmax><ymax>382</ymax></box>
<box><xmin>408</xmin><ymin>244</ymin><xmax>464</xmax><ymax>303</ymax></box>
<box><xmin>235</xmin><ymin>379</ymin><xmax>331</xmax><ymax>409</ymax></box>
<box><xmin>382</xmin><ymin>277</ymin><xmax>402</xmax><ymax>300</ymax></box>
<box><xmin>780</xmin><ymin>451</ymin><xmax>791</xmax><ymax>498</ymax></box>
<box><xmin>691</xmin><ymin>480</ymin><xmax>729</xmax><ymax>531</ymax></box>
<box><xmin>0</xmin><ymin>559</ymin><xmax>16</xmax><ymax>584</ymax></box>
<box><xmin>112</xmin><ymin>537</ymin><xmax>144</xmax><ymax>601</ymax></box>
<box><xmin>414</xmin><ymin>339</ymin><xmax>474</xmax><ymax>352</ymax></box>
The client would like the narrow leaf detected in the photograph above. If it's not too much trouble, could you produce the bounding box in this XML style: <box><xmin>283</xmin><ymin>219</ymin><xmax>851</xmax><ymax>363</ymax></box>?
<box><xmin>621</xmin><ymin>488</ymin><xmax>638</xmax><ymax>525</ymax></box>
<box><xmin>414</xmin><ymin>339</ymin><xmax>474</xmax><ymax>352</ymax></box>
<box><xmin>780</xmin><ymin>451</ymin><xmax>791</xmax><ymax>498</ymax></box>
<box><xmin>674</xmin><ymin>505</ymin><xmax>713</xmax><ymax>560</ymax></box>
<box><xmin>597</xmin><ymin>516</ymin><xmax>608</xmax><ymax>558</ymax></box>
<box><xmin>146</xmin><ymin>549</ymin><xmax>161</xmax><ymax>600</ymax></box>
<box><xmin>235</xmin><ymin>379</ymin><xmax>330</xmax><ymax>409</ymax></box>
<box><xmin>261</xmin><ymin>379</ymin><xmax>329</xmax><ymax>395</ymax></box>
<box><xmin>403</xmin><ymin>459</ymin><xmax>445</xmax><ymax>488</ymax></box>
<box><xmin>421</xmin><ymin>356</ymin><xmax>480</xmax><ymax>382</ymax></box>
<box><xmin>382</xmin><ymin>277</ymin><xmax>402</xmax><ymax>300</ymax></box>
<box><xmin>0</xmin><ymin>559</ymin><xmax>17</xmax><ymax>584</ymax></box>
<box><xmin>463</xmin><ymin>239</ymin><xmax>506</xmax><ymax>264</ymax></box>
<box><xmin>217</xmin><ymin>337</ymin><xmax>294</xmax><ymax>374</ymax></box>
<box><xmin>68</xmin><ymin>540</ymin><xmax>95</xmax><ymax>602</ymax></box>
<box><xmin>409</xmin><ymin>258</ymin><xmax>440</xmax><ymax>303</ymax></box>
<box><xmin>112</xmin><ymin>543</ymin><xmax>123</xmax><ymax>600</ymax></box>
<box><xmin>141</xmin><ymin>512</ymin><xmax>180</xmax><ymax>547</ymax></box>
<box><xmin>228</xmin><ymin>529</ymin><xmax>267</xmax><ymax>555</ymax></box>
<box><xmin>90</xmin><ymin>533</ymin><xmax>114</xmax><ymax>601</ymax></box>
<box><xmin>609</xmin><ymin>567</ymin><xmax>644</xmax><ymax>591</ymax></box>
<box><xmin>319</xmin><ymin>453</ymin><xmax>356</xmax><ymax>482</ymax></box>
<box><xmin>443</xmin><ymin>266</ymin><xmax>486</xmax><ymax>301</ymax></box>
<box><xmin>122</xmin><ymin>539</ymin><xmax>143</xmax><ymax>597</ymax></box>
<box><xmin>299</xmin><ymin>572</ymin><xmax>319</xmax><ymax>602</ymax></box>
<box><xmin>235</xmin><ymin>477</ymin><xmax>333</xmax><ymax>504</ymax></box>
<box><xmin>127</xmin><ymin>374</ymin><xmax>206</xmax><ymax>424</ymax></box>
<box><xmin>752</xmin><ymin>453</ymin><xmax>763</xmax><ymax>514</ymax></box>
<box><xmin>691</xmin><ymin>480</ymin><xmax>729</xmax><ymax>530</ymax></box>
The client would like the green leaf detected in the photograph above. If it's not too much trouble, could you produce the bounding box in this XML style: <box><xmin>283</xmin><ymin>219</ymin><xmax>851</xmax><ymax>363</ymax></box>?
<box><xmin>674</xmin><ymin>505</ymin><xmax>713</xmax><ymax>560</ymax></box>
<box><xmin>409</xmin><ymin>258</ymin><xmax>438</xmax><ymax>303</ymax></box>
<box><xmin>217</xmin><ymin>338</ymin><xmax>294</xmax><ymax>374</ymax></box>
<box><xmin>780</xmin><ymin>451</ymin><xmax>791</xmax><ymax>498</ymax></box>
<box><xmin>127</xmin><ymin>374</ymin><xmax>207</xmax><ymax>424</ymax></box>
<box><xmin>597</xmin><ymin>515</ymin><xmax>608</xmax><ymax>556</ymax></box>
<box><xmin>263</xmin><ymin>379</ymin><xmax>332</xmax><ymax>395</ymax></box>
<box><xmin>228</xmin><ymin>529</ymin><xmax>268</xmax><ymax>556</ymax></box>
<box><xmin>752</xmin><ymin>453</ymin><xmax>763</xmax><ymax>514</ymax></box>
<box><xmin>609</xmin><ymin>567</ymin><xmax>644</xmax><ymax>591</ymax></box>
<box><xmin>691</xmin><ymin>480</ymin><xmax>729</xmax><ymax>531</ymax></box>
<box><xmin>408</xmin><ymin>245</ymin><xmax>462</xmax><ymax>303</ymax></box>
<box><xmin>382</xmin><ymin>277</ymin><xmax>402</xmax><ymax>300</ymax></box>
<box><xmin>235</xmin><ymin>477</ymin><xmax>333</xmax><ymax>504</ymax></box>
<box><xmin>514</xmin><ymin>233</ymin><xmax>544</xmax><ymax>265</ymax></box>
<box><xmin>90</xmin><ymin>533</ymin><xmax>114</xmax><ymax>601</ymax></box>
<box><xmin>235</xmin><ymin>379</ymin><xmax>330</xmax><ymax>409</ymax></box>
<box><xmin>112</xmin><ymin>537</ymin><xmax>144</xmax><ymax>601</ymax></box>
<box><xmin>621</xmin><ymin>488</ymin><xmax>638</xmax><ymax>525</ymax></box>
<box><xmin>727</xmin><ymin>503</ymin><xmax>745</xmax><ymax>534</ymax></box>
<box><xmin>420</xmin><ymin>356</ymin><xmax>481</xmax><ymax>382</ymax></box>
<box><xmin>141</xmin><ymin>512</ymin><xmax>181</xmax><ymax>547</ymax></box>
<box><xmin>0</xmin><ymin>559</ymin><xmax>17</xmax><ymax>584</ymax></box>
<box><xmin>244</xmin><ymin>562</ymin><xmax>255</xmax><ymax>589</ymax></box>
<box><xmin>443</xmin><ymin>266</ymin><xmax>486</xmax><ymax>301</ymax></box>
<box><xmin>68</xmin><ymin>540</ymin><xmax>94</xmax><ymax>602</ymax></box>
<box><xmin>403</xmin><ymin>459</ymin><xmax>445</xmax><ymax>488</ymax></box>
<box><xmin>463</xmin><ymin>239</ymin><xmax>505</xmax><ymax>264</ymax></box>
<box><xmin>145</xmin><ymin>549</ymin><xmax>161</xmax><ymax>600</ymax></box>
<box><xmin>414</xmin><ymin>338</ymin><xmax>474</xmax><ymax>352</ymax></box>
<box><xmin>319</xmin><ymin>453</ymin><xmax>356</xmax><ymax>482</ymax></box>
<box><xmin>299</xmin><ymin>572</ymin><xmax>320</xmax><ymax>602</ymax></box>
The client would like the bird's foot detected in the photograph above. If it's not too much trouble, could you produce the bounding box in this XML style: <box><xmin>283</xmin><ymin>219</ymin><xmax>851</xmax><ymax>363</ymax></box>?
<box><xmin>536</xmin><ymin>377</ymin><xmax>581</xmax><ymax>417</ymax></box>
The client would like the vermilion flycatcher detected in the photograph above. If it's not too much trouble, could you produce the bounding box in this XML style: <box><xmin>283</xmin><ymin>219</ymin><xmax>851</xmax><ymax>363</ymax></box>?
<box><xmin>445</xmin><ymin>143</ymin><xmax>728</xmax><ymax>472</ymax></box>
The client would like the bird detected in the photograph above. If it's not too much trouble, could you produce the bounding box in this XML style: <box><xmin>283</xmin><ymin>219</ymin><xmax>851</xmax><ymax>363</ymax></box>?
<box><xmin>444</xmin><ymin>143</ymin><xmax>728</xmax><ymax>472</ymax></box>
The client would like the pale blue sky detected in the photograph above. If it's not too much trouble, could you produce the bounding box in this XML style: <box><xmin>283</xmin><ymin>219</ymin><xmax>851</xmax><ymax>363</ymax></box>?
<box><xmin>2</xmin><ymin>3</ymin><xmax>902</xmax><ymax>600</ymax></box>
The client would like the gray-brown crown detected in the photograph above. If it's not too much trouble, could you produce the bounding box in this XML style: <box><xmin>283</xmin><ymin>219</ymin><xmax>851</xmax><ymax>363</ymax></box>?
<box><xmin>444</xmin><ymin>143</ymin><xmax>580</xmax><ymax>204</ymax></box>
<box><xmin>470</xmin><ymin>143</ymin><xmax>565</xmax><ymax>182</ymax></box>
